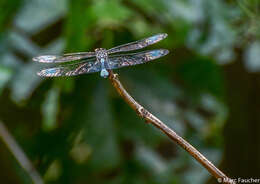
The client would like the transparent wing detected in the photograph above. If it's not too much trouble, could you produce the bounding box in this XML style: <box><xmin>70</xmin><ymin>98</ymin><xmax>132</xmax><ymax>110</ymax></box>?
<box><xmin>108</xmin><ymin>49</ymin><xmax>169</xmax><ymax>69</ymax></box>
<box><xmin>37</xmin><ymin>59</ymin><xmax>101</xmax><ymax>77</ymax></box>
<box><xmin>33</xmin><ymin>52</ymin><xmax>96</xmax><ymax>63</ymax></box>
<box><xmin>107</xmin><ymin>33</ymin><xmax>168</xmax><ymax>54</ymax></box>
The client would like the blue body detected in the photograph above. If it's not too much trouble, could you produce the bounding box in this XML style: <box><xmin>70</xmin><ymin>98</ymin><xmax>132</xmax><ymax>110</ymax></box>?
<box><xmin>100</xmin><ymin>58</ymin><xmax>109</xmax><ymax>78</ymax></box>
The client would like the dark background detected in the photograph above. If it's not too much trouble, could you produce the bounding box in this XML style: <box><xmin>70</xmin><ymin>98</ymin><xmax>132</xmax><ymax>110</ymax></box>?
<box><xmin>0</xmin><ymin>0</ymin><xmax>259</xmax><ymax>183</ymax></box>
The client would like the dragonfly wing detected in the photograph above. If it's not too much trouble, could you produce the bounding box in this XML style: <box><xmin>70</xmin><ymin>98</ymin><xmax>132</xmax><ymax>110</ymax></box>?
<box><xmin>63</xmin><ymin>52</ymin><xmax>95</xmax><ymax>56</ymax></box>
<box><xmin>37</xmin><ymin>59</ymin><xmax>101</xmax><ymax>77</ymax></box>
<box><xmin>107</xmin><ymin>33</ymin><xmax>167</xmax><ymax>54</ymax></box>
<box><xmin>33</xmin><ymin>52</ymin><xmax>96</xmax><ymax>63</ymax></box>
<box><xmin>108</xmin><ymin>49</ymin><xmax>169</xmax><ymax>69</ymax></box>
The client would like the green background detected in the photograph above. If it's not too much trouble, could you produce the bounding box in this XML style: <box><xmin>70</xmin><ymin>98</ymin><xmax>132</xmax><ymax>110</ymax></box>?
<box><xmin>0</xmin><ymin>0</ymin><xmax>259</xmax><ymax>183</ymax></box>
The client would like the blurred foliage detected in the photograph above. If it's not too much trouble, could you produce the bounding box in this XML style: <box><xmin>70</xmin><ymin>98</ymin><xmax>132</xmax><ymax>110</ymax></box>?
<box><xmin>0</xmin><ymin>0</ymin><xmax>260</xmax><ymax>184</ymax></box>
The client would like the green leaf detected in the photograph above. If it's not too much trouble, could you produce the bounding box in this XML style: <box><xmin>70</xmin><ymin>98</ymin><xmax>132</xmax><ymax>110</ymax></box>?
<box><xmin>14</xmin><ymin>0</ymin><xmax>67</xmax><ymax>34</ymax></box>
<box><xmin>65</xmin><ymin>0</ymin><xmax>95</xmax><ymax>51</ymax></box>
<box><xmin>91</xmin><ymin>0</ymin><xmax>133</xmax><ymax>27</ymax></box>
<box><xmin>244</xmin><ymin>41</ymin><xmax>260</xmax><ymax>72</ymax></box>
<box><xmin>135</xmin><ymin>144</ymin><xmax>167</xmax><ymax>175</ymax></box>
<box><xmin>82</xmin><ymin>81</ymin><xmax>120</xmax><ymax>170</ymax></box>
<box><xmin>175</xmin><ymin>57</ymin><xmax>225</xmax><ymax>98</ymax></box>
<box><xmin>42</xmin><ymin>87</ymin><xmax>60</xmax><ymax>131</ymax></box>
<box><xmin>0</xmin><ymin>65</ymin><xmax>12</xmax><ymax>94</ymax></box>
<box><xmin>0</xmin><ymin>0</ymin><xmax>23</xmax><ymax>33</ymax></box>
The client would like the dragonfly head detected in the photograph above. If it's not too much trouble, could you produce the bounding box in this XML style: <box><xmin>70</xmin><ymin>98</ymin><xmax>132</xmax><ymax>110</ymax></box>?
<box><xmin>100</xmin><ymin>69</ymin><xmax>109</xmax><ymax>78</ymax></box>
<box><xmin>95</xmin><ymin>48</ymin><xmax>108</xmax><ymax>58</ymax></box>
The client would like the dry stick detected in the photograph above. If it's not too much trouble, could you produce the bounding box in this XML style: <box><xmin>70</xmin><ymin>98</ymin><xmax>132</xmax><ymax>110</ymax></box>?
<box><xmin>0</xmin><ymin>122</ymin><xmax>44</xmax><ymax>184</ymax></box>
<box><xmin>108</xmin><ymin>71</ymin><xmax>235</xmax><ymax>184</ymax></box>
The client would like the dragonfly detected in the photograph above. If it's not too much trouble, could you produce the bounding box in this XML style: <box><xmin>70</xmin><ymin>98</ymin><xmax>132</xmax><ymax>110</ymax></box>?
<box><xmin>33</xmin><ymin>33</ymin><xmax>169</xmax><ymax>78</ymax></box>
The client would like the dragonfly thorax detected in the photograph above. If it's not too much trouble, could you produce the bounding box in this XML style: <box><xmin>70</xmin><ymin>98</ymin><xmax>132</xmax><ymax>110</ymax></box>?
<box><xmin>95</xmin><ymin>48</ymin><xmax>109</xmax><ymax>78</ymax></box>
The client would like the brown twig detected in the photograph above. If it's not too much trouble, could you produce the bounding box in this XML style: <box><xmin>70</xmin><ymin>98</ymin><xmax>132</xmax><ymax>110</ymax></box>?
<box><xmin>0</xmin><ymin>121</ymin><xmax>44</xmax><ymax>184</ymax></box>
<box><xmin>108</xmin><ymin>71</ymin><xmax>235</xmax><ymax>184</ymax></box>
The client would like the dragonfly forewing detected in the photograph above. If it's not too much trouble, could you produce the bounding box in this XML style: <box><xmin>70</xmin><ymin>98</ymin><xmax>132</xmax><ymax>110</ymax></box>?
<box><xmin>33</xmin><ymin>52</ymin><xmax>96</xmax><ymax>63</ymax></box>
<box><xmin>108</xmin><ymin>49</ymin><xmax>169</xmax><ymax>69</ymax></box>
<box><xmin>107</xmin><ymin>33</ymin><xmax>167</xmax><ymax>54</ymax></box>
